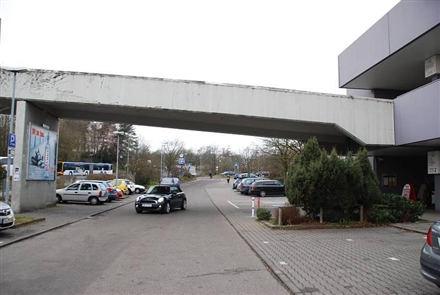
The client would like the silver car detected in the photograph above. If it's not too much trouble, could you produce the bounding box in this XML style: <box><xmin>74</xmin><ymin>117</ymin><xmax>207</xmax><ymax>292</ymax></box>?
<box><xmin>56</xmin><ymin>181</ymin><xmax>108</xmax><ymax>205</ymax></box>
<box><xmin>0</xmin><ymin>201</ymin><xmax>15</xmax><ymax>230</ymax></box>
<box><xmin>420</xmin><ymin>221</ymin><xmax>440</xmax><ymax>288</ymax></box>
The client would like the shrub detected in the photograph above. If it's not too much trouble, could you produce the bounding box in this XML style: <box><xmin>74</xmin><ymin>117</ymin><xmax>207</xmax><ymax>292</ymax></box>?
<box><xmin>367</xmin><ymin>194</ymin><xmax>425</xmax><ymax>224</ymax></box>
<box><xmin>256</xmin><ymin>208</ymin><xmax>272</xmax><ymax>221</ymax></box>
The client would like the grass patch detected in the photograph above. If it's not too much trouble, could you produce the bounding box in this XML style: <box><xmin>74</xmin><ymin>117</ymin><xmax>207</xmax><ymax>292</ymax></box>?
<box><xmin>15</xmin><ymin>216</ymin><xmax>40</xmax><ymax>224</ymax></box>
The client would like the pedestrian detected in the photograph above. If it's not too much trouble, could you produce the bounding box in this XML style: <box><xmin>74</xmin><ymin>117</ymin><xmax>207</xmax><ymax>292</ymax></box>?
<box><xmin>227</xmin><ymin>175</ymin><xmax>230</xmax><ymax>184</ymax></box>
<box><xmin>418</xmin><ymin>177</ymin><xmax>431</xmax><ymax>207</ymax></box>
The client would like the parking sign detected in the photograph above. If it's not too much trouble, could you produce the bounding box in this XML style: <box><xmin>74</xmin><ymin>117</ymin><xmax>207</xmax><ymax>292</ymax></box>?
<box><xmin>8</xmin><ymin>133</ymin><xmax>16</xmax><ymax>148</ymax></box>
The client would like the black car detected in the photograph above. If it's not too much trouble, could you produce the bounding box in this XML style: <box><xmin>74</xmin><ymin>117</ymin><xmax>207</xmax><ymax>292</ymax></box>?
<box><xmin>248</xmin><ymin>179</ymin><xmax>285</xmax><ymax>197</ymax></box>
<box><xmin>237</xmin><ymin>177</ymin><xmax>262</xmax><ymax>195</ymax></box>
<box><xmin>134</xmin><ymin>185</ymin><xmax>187</xmax><ymax>214</ymax></box>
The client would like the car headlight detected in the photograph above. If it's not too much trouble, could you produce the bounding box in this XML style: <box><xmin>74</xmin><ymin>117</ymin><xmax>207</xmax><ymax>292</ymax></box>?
<box><xmin>136</xmin><ymin>196</ymin><xmax>143</xmax><ymax>202</ymax></box>
<box><xmin>158</xmin><ymin>197</ymin><xmax>164</xmax><ymax>203</ymax></box>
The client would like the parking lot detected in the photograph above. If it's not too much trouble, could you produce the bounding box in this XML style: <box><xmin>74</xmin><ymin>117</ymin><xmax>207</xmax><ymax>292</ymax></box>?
<box><xmin>209</xmin><ymin>182</ymin><xmax>440</xmax><ymax>295</ymax></box>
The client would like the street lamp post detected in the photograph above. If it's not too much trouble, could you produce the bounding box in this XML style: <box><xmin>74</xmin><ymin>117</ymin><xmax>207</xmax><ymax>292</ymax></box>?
<box><xmin>113</xmin><ymin>131</ymin><xmax>124</xmax><ymax>181</ymax></box>
<box><xmin>160</xmin><ymin>143</ymin><xmax>166</xmax><ymax>181</ymax></box>
<box><xmin>2</xmin><ymin>67</ymin><xmax>28</xmax><ymax>205</ymax></box>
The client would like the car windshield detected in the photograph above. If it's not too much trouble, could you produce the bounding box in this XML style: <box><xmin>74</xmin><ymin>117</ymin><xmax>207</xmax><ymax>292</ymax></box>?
<box><xmin>147</xmin><ymin>186</ymin><xmax>170</xmax><ymax>195</ymax></box>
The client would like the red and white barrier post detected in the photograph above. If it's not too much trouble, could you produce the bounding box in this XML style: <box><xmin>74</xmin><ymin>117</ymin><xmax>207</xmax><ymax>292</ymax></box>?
<box><xmin>252</xmin><ymin>197</ymin><xmax>255</xmax><ymax>217</ymax></box>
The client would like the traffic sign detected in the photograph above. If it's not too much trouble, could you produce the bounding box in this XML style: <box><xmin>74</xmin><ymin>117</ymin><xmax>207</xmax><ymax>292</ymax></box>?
<box><xmin>178</xmin><ymin>158</ymin><xmax>185</xmax><ymax>165</ymax></box>
<box><xmin>8</xmin><ymin>148</ymin><xmax>15</xmax><ymax>156</ymax></box>
<box><xmin>8</xmin><ymin>133</ymin><xmax>16</xmax><ymax>148</ymax></box>
<box><xmin>234</xmin><ymin>162</ymin><xmax>239</xmax><ymax>168</ymax></box>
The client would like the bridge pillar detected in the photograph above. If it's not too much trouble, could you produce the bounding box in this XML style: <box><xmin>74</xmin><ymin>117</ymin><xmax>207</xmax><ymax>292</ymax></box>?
<box><xmin>11</xmin><ymin>101</ymin><xmax>60</xmax><ymax>213</ymax></box>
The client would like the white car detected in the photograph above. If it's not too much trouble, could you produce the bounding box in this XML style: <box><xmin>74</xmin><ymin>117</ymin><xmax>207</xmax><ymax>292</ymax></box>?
<box><xmin>0</xmin><ymin>201</ymin><xmax>15</xmax><ymax>230</ymax></box>
<box><xmin>134</xmin><ymin>184</ymin><xmax>146</xmax><ymax>194</ymax></box>
<box><xmin>56</xmin><ymin>181</ymin><xmax>108</xmax><ymax>205</ymax></box>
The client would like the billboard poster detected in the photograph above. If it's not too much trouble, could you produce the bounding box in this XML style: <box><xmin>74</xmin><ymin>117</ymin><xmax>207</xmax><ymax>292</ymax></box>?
<box><xmin>27</xmin><ymin>123</ymin><xmax>58</xmax><ymax>180</ymax></box>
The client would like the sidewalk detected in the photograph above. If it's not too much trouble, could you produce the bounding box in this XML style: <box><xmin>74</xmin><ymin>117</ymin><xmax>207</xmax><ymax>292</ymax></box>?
<box><xmin>388</xmin><ymin>209</ymin><xmax>440</xmax><ymax>234</ymax></box>
<box><xmin>0</xmin><ymin>195</ymin><xmax>136</xmax><ymax>248</ymax></box>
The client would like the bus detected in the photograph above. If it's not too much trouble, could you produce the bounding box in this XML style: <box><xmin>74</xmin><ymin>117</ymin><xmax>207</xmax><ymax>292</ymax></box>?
<box><xmin>57</xmin><ymin>161</ymin><xmax>113</xmax><ymax>176</ymax></box>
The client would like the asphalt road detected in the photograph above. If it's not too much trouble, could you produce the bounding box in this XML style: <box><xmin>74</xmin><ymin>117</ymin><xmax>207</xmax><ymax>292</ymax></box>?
<box><xmin>0</xmin><ymin>179</ymin><xmax>290</xmax><ymax>295</ymax></box>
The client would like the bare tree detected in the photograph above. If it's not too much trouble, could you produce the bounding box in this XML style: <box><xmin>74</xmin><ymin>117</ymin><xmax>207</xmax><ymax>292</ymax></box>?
<box><xmin>163</xmin><ymin>139</ymin><xmax>185</xmax><ymax>176</ymax></box>
<box><xmin>260</xmin><ymin>138</ymin><xmax>304</xmax><ymax>177</ymax></box>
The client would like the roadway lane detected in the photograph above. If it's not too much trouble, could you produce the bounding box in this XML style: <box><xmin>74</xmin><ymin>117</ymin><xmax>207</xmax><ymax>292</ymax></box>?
<box><xmin>0</xmin><ymin>179</ymin><xmax>290</xmax><ymax>295</ymax></box>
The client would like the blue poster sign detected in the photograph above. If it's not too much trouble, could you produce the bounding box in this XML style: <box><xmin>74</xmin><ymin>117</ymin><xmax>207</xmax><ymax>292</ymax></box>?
<box><xmin>178</xmin><ymin>157</ymin><xmax>185</xmax><ymax>165</ymax></box>
<box><xmin>27</xmin><ymin>123</ymin><xmax>58</xmax><ymax>181</ymax></box>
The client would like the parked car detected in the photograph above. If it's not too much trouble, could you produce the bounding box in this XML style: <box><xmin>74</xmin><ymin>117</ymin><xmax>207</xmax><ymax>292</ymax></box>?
<box><xmin>238</xmin><ymin>172</ymin><xmax>258</xmax><ymax>179</ymax></box>
<box><xmin>115</xmin><ymin>189</ymin><xmax>124</xmax><ymax>199</ymax></box>
<box><xmin>134</xmin><ymin>184</ymin><xmax>146</xmax><ymax>194</ymax></box>
<box><xmin>0</xmin><ymin>201</ymin><xmax>15</xmax><ymax>230</ymax></box>
<box><xmin>134</xmin><ymin>185</ymin><xmax>187</xmax><ymax>214</ymax></box>
<box><xmin>232</xmin><ymin>178</ymin><xmax>243</xmax><ymax>190</ymax></box>
<box><xmin>221</xmin><ymin>171</ymin><xmax>235</xmax><ymax>176</ymax></box>
<box><xmin>124</xmin><ymin>180</ymin><xmax>136</xmax><ymax>194</ymax></box>
<box><xmin>160</xmin><ymin>177</ymin><xmax>180</xmax><ymax>188</ymax></box>
<box><xmin>56</xmin><ymin>181</ymin><xmax>108</xmax><ymax>205</ymax></box>
<box><xmin>256</xmin><ymin>171</ymin><xmax>270</xmax><ymax>177</ymax></box>
<box><xmin>420</xmin><ymin>221</ymin><xmax>440</xmax><ymax>288</ymax></box>
<box><xmin>237</xmin><ymin>177</ymin><xmax>262</xmax><ymax>195</ymax></box>
<box><xmin>248</xmin><ymin>179</ymin><xmax>286</xmax><ymax>197</ymax></box>
<box><xmin>76</xmin><ymin>179</ymin><xmax>117</xmax><ymax>202</ymax></box>
<box><xmin>110</xmin><ymin>179</ymin><xmax>131</xmax><ymax>195</ymax></box>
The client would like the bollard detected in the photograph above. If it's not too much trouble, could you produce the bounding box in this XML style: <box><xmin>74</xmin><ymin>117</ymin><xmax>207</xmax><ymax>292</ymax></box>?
<box><xmin>252</xmin><ymin>197</ymin><xmax>255</xmax><ymax>217</ymax></box>
<box><xmin>257</xmin><ymin>196</ymin><xmax>261</xmax><ymax>209</ymax></box>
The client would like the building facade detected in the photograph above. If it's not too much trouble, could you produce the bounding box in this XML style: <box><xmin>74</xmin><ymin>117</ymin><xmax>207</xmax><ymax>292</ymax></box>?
<box><xmin>338</xmin><ymin>0</ymin><xmax>440</xmax><ymax>209</ymax></box>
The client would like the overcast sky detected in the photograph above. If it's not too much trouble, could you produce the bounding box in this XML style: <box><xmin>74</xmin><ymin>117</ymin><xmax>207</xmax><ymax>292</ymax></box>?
<box><xmin>0</xmin><ymin>0</ymin><xmax>400</xmax><ymax>152</ymax></box>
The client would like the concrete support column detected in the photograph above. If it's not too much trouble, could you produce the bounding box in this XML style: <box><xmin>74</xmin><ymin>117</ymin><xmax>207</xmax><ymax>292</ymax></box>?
<box><xmin>12</xmin><ymin>101</ymin><xmax>60</xmax><ymax>213</ymax></box>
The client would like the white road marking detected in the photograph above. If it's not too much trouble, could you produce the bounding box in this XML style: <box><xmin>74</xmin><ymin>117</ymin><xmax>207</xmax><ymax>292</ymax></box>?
<box><xmin>279</xmin><ymin>261</ymin><xmax>288</xmax><ymax>265</ymax></box>
<box><xmin>388</xmin><ymin>257</ymin><xmax>399</xmax><ymax>261</ymax></box>
<box><xmin>227</xmin><ymin>201</ymin><xmax>239</xmax><ymax>208</ymax></box>
<box><xmin>346</xmin><ymin>239</ymin><xmax>353</xmax><ymax>242</ymax></box>
<box><xmin>263</xmin><ymin>241</ymin><xmax>269</xmax><ymax>244</ymax></box>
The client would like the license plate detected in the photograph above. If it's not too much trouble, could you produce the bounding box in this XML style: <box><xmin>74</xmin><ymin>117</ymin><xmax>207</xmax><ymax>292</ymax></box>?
<box><xmin>2</xmin><ymin>218</ymin><xmax>13</xmax><ymax>224</ymax></box>
<box><xmin>142</xmin><ymin>204</ymin><xmax>152</xmax><ymax>207</ymax></box>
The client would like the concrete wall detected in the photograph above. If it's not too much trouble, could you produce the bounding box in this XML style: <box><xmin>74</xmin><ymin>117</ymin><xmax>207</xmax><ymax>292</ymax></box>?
<box><xmin>0</xmin><ymin>69</ymin><xmax>395</xmax><ymax>146</ymax></box>
<box><xmin>12</xmin><ymin>101</ymin><xmax>59</xmax><ymax>213</ymax></box>
<box><xmin>394</xmin><ymin>80</ymin><xmax>440</xmax><ymax>145</ymax></box>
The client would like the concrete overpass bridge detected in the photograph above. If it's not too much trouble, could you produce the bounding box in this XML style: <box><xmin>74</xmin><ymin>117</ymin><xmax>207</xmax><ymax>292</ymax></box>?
<box><xmin>0</xmin><ymin>68</ymin><xmax>394</xmax><ymax>212</ymax></box>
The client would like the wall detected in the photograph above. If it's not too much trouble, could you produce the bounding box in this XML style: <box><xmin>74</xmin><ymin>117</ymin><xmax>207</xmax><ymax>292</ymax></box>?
<box><xmin>394</xmin><ymin>80</ymin><xmax>440</xmax><ymax>145</ymax></box>
<box><xmin>375</xmin><ymin>156</ymin><xmax>427</xmax><ymax>195</ymax></box>
<box><xmin>12</xmin><ymin>101</ymin><xmax>59</xmax><ymax>213</ymax></box>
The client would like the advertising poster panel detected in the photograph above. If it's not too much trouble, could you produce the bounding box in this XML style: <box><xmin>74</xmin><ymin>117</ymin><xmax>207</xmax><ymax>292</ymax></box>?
<box><xmin>27</xmin><ymin>123</ymin><xmax>58</xmax><ymax>180</ymax></box>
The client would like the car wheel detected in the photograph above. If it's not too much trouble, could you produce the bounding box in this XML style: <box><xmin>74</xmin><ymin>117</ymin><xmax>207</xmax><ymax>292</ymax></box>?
<box><xmin>135</xmin><ymin>188</ymin><xmax>141</xmax><ymax>194</ymax></box>
<box><xmin>163</xmin><ymin>202</ymin><xmax>171</xmax><ymax>214</ymax></box>
<box><xmin>181</xmin><ymin>199</ymin><xmax>187</xmax><ymax>210</ymax></box>
<box><xmin>55</xmin><ymin>194</ymin><xmax>62</xmax><ymax>203</ymax></box>
<box><xmin>259</xmin><ymin>190</ymin><xmax>267</xmax><ymax>198</ymax></box>
<box><xmin>128</xmin><ymin>189</ymin><xmax>133</xmax><ymax>195</ymax></box>
<box><xmin>89</xmin><ymin>197</ymin><xmax>99</xmax><ymax>205</ymax></box>
<box><xmin>136</xmin><ymin>208</ymin><xmax>142</xmax><ymax>214</ymax></box>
